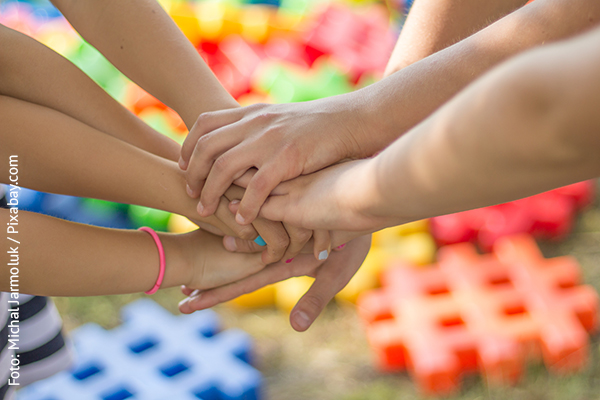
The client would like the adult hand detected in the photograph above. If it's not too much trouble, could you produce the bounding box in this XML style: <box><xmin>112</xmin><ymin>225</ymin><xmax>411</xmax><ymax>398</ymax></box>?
<box><xmin>179</xmin><ymin>235</ymin><xmax>372</xmax><ymax>332</ymax></box>
<box><xmin>179</xmin><ymin>94</ymin><xmax>379</xmax><ymax>227</ymax></box>
<box><xmin>258</xmin><ymin>159</ymin><xmax>399</xmax><ymax>233</ymax></box>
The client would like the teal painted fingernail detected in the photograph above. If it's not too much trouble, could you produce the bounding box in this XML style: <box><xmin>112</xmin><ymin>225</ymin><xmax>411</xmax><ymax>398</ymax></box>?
<box><xmin>318</xmin><ymin>250</ymin><xmax>329</xmax><ymax>260</ymax></box>
<box><xmin>254</xmin><ymin>236</ymin><xmax>266</xmax><ymax>246</ymax></box>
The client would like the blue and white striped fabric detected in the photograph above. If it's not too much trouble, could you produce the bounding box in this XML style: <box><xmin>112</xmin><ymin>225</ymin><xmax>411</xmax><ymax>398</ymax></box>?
<box><xmin>0</xmin><ymin>294</ymin><xmax>73</xmax><ymax>400</ymax></box>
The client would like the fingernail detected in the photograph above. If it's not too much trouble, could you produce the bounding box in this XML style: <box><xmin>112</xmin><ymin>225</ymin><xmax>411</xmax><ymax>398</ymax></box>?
<box><xmin>254</xmin><ymin>236</ymin><xmax>266</xmax><ymax>246</ymax></box>
<box><xmin>236</xmin><ymin>212</ymin><xmax>246</xmax><ymax>225</ymax></box>
<box><xmin>178</xmin><ymin>156</ymin><xmax>187</xmax><ymax>170</ymax></box>
<box><xmin>294</xmin><ymin>311</ymin><xmax>311</xmax><ymax>331</ymax></box>
<box><xmin>336</xmin><ymin>244</ymin><xmax>346</xmax><ymax>250</ymax></box>
<box><xmin>186</xmin><ymin>184</ymin><xmax>194</xmax><ymax>197</ymax></box>
<box><xmin>178</xmin><ymin>298</ymin><xmax>190</xmax><ymax>308</ymax></box>
<box><xmin>285</xmin><ymin>258</ymin><xmax>294</xmax><ymax>264</ymax></box>
<box><xmin>190</xmin><ymin>293</ymin><xmax>202</xmax><ymax>304</ymax></box>
<box><xmin>197</xmin><ymin>201</ymin><xmax>204</xmax><ymax>215</ymax></box>
<box><xmin>318</xmin><ymin>250</ymin><xmax>329</xmax><ymax>260</ymax></box>
<box><xmin>224</xmin><ymin>236</ymin><xmax>238</xmax><ymax>251</ymax></box>
<box><xmin>230</xmin><ymin>199</ymin><xmax>240</xmax><ymax>206</ymax></box>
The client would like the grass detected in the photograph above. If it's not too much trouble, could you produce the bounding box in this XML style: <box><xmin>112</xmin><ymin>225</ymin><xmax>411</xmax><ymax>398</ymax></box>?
<box><xmin>52</xmin><ymin>182</ymin><xmax>600</xmax><ymax>400</ymax></box>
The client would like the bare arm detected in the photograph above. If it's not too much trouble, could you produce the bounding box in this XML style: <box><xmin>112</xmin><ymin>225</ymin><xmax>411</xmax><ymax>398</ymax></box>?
<box><xmin>0</xmin><ymin>95</ymin><xmax>255</xmax><ymax>239</ymax></box>
<box><xmin>51</xmin><ymin>0</ymin><xmax>238</xmax><ymax>128</ymax></box>
<box><xmin>50</xmin><ymin>0</ymin><xmax>311</xmax><ymax>262</ymax></box>
<box><xmin>0</xmin><ymin>24</ymin><xmax>179</xmax><ymax>161</ymax></box>
<box><xmin>385</xmin><ymin>0</ymin><xmax>528</xmax><ymax>75</ymax></box>
<box><xmin>179</xmin><ymin>0</ymin><xmax>600</xmax><ymax>226</ymax></box>
<box><xmin>259</xmin><ymin>26</ymin><xmax>600</xmax><ymax>232</ymax></box>
<box><xmin>0</xmin><ymin>208</ymin><xmax>264</xmax><ymax>296</ymax></box>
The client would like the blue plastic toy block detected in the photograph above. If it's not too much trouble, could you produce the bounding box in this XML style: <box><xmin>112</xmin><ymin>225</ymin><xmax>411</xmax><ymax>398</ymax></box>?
<box><xmin>17</xmin><ymin>299</ymin><xmax>263</xmax><ymax>400</ymax></box>
<box><xmin>12</xmin><ymin>189</ymin><xmax>131</xmax><ymax>229</ymax></box>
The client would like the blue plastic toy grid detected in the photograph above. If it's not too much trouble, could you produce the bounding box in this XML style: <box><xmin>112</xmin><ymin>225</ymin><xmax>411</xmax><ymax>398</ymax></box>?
<box><xmin>16</xmin><ymin>299</ymin><xmax>263</xmax><ymax>400</ymax></box>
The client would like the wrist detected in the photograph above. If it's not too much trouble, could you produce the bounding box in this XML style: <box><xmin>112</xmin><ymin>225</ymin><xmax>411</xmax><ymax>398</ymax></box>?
<box><xmin>358</xmin><ymin>157</ymin><xmax>410</xmax><ymax>229</ymax></box>
<box><xmin>156</xmin><ymin>232</ymin><xmax>194</xmax><ymax>289</ymax></box>
<box><xmin>338</xmin><ymin>89</ymin><xmax>397</xmax><ymax>159</ymax></box>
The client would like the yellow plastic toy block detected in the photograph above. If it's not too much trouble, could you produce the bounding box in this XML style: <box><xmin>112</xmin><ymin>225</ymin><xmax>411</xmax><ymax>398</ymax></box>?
<box><xmin>274</xmin><ymin>276</ymin><xmax>314</xmax><ymax>313</ymax></box>
<box><xmin>229</xmin><ymin>285</ymin><xmax>277</xmax><ymax>309</ymax></box>
<box><xmin>167</xmin><ymin>214</ymin><xmax>198</xmax><ymax>234</ymax></box>
<box><xmin>170</xmin><ymin>2</ymin><xmax>202</xmax><ymax>46</ymax></box>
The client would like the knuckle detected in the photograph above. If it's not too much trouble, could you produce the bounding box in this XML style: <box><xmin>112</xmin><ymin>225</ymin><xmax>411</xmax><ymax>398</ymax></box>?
<box><xmin>237</xmin><ymin>227</ymin><xmax>257</xmax><ymax>241</ymax></box>
<box><xmin>293</xmin><ymin>230</ymin><xmax>312</xmax><ymax>244</ymax></box>
<box><xmin>254</xmin><ymin>111</ymin><xmax>276</xmax><ymax>124</ymax></box>
<box><xmin>212</xmin><ymin>153</ymin><xmax>230</xmax><ymax>173</ymax></box>
<box><xmin>301</xmin><ymin>294</ymin><xmax>326</xmax><ymax>313</ymax></box>
<box><xmin>280</xmin><ymin>140</ymin><xmax>299</xmax><ymax>160</ymax></box>
<box><xmin>195</xmin><ymin>111</ymin><xmax>214</xmax><ymax>126</ymax></box>
<box><xmin>250</xmin><ymin>174</ymin><xmax>273</xmax><ymax>195</ymax></box>
<box><xmin>272</xmin><ymin>232</ymin><xmax>290</xmax><ymax>249</ymax></box>
<box><xmin>193</xmin><ymin>132</ymin><xmax>212</xmax><ymax>154</ymax></box>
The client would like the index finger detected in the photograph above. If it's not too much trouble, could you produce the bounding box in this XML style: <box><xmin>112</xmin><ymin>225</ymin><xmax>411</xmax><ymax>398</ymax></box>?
<box><xmin>180</xmin><ymin>108</ymin><xmax>243</xmax><ymax>169</ymax></box>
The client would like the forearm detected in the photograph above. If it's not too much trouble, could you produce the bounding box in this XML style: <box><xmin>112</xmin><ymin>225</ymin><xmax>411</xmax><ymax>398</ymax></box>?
<box><xmin>0</xmin><ymin>96</ymin><xmax>235</xmax><ymax>233</ymax></box>
<box><xmin>52</xmin><ymin>0</ymin><xmax>238</xmax><ymax>128</ymax></box>
<box><xmin>367</xmin><ymin>28</ymin><xmax>600</xmax><ymax>224</ymax></box>
<box><xmin>385</xmin><ymin>0</ymin><xmax>527</xmax><ymax>75</ymax></box>
<box><xmin>0</xmin><ymin>208</ymin><xmax>190</xmax><ymax>296</ymax></box>
<box><xmin>0</xmin><ymin>24</ymin><xmax>179</xmax><ymax>161</ymax></box>
<box><xmin>357</xmin><ymin>0</ymin><xmax>600</xmax><ymax>156</ymax></box>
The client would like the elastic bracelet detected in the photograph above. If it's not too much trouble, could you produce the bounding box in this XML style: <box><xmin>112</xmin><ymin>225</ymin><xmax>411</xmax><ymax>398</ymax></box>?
<box><xmin>138</xmin><ymin>227</ymin><xmax>166</xmax><ymax>295</ymax></box>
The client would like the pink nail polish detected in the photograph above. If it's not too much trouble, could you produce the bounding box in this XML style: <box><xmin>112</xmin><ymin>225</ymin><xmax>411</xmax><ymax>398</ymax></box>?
<box><xmin>336</xmin><ymin>243</ymin><xmax>346</xmax><ymax>250</ymax></box>
<box><xmin>286</xmin><ymin>258</ymin><xmax>294</xmax><ymax>264</ymax></box>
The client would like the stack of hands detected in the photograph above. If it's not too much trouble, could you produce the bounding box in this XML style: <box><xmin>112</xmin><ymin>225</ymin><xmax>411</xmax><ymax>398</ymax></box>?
<box><xmin>175</xmin><ymin>100</ymin><xmax>384</xmax><ymax>332</ymax></box>
<box><xmin>2</xmin><ymin>0</ymin><xmax>600</xmax><ymax>334</ymax></box>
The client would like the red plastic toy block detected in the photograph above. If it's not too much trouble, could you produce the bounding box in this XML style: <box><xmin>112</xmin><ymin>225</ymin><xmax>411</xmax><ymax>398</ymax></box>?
<box><xmin>303</xmin><ymin>4</ymin><xmax>396</xmax><ymax>81</ymax></box>
<box><xmin>431</xmin><ymin>181</ymin><xmax>596</xmax><ymax>251</ymax></box>
<box><xmin>197</xmin><ymin>36</ymin><xmax>265</xmax><ymax>99</ymax></box>
<box><xmin>358</xmin><ymin>234</ymin><xmax>598</xmax><ymax>396</ymax></box>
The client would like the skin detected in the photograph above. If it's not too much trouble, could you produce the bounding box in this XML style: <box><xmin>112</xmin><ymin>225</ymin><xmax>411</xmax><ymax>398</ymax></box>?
<box><xmin>0</xmin><ymin>208</ymin><xmax>264</xmax><ymax>296</ymax></box>
<box><xmin>180</xmin><ymin>0</ymin><xmax>600</xmax><ymax>226</ymax></box>
<box><xmin>179</xmin><ymin>235</ymin><xmax>372</xmax><ymax>332</ymax></box>
<box><xmin>256</xmin><ymin>27</ymin><xmax>600</xmax><ymax>234</ymax></box>
<box><xmin>48</xmin><ymin>0</ymin><xmax>321</xmax><ymax>263</ymax></box>
<box><xmin>0</xmin><ymin>1</ymin><xmax>369</xmax><ymax>329</ymax></box>
<box><xmin>385</xmin><ymin>0</ymin><xmax>528</xmax><ymax>75</ymax></box>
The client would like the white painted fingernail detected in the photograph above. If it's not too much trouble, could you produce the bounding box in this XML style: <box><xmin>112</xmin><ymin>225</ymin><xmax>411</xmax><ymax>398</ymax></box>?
<box><xmin>318</xmin><ymin>250</ymin><xmax>329</xmax><ymax>260</ymax></box>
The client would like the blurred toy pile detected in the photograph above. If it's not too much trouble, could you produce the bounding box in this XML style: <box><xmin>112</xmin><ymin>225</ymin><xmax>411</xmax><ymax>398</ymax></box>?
<box><xmin>2</xmin><ymin>0</ymin><xmax>598</xmax><ymax>397</ymax></box>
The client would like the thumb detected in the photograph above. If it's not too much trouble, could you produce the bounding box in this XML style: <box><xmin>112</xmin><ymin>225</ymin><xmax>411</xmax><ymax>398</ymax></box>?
<box><xmin>223</xmin><ymin>235</ymin><xmax>265</xmax><ymax>253</ymax></box>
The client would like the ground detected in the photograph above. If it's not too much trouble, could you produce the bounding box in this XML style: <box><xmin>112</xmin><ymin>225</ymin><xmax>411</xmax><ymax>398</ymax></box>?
<box><xmin>53</xmin><ymin>182</ymin><xmax>600</xmax><ymax>400</ymax></box>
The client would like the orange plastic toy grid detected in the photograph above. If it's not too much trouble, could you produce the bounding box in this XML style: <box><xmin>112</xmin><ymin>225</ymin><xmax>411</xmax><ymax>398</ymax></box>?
<box><xmin>357</xmin><ymin>234</ymin><xmax>599</xmax><ymax>396</ymax></box>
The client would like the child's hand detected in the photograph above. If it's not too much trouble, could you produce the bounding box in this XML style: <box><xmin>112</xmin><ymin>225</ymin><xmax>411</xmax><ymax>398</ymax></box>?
<box><xmin>180</xmin><ymin>96</ymin><xmax>379</xmax><ymax>227</ymax></box>
<box><xmin>178</xmin><ymin>235</ymin><xmax>372</xmax><ymax>332</ymax></box>
<box><xmin>176</xmin><ymin>229</ymin><xmax>266</xmax><ymax>291</ymax></box>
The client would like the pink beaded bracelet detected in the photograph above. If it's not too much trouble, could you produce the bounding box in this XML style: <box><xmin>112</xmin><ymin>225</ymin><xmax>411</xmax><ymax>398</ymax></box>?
<box><xmin>138</xmin><ymin>227</ymin><xmax>166</xmax><ymax>295</ymax></box>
